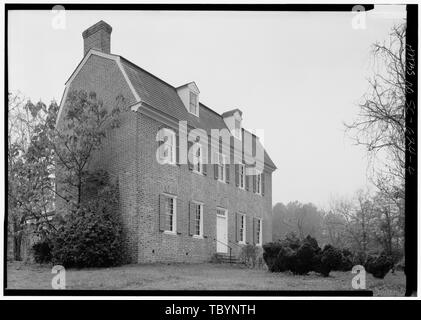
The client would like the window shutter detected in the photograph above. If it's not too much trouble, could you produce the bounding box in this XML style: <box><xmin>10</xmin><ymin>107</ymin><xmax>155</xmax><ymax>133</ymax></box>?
<box><xmin>235</xmin><ymin>164</ymin><xmax>239</xmax><ymax>186</ymax></box>
<box><xmin>189</xmin><ymin>202</ymin><xmax>195</xmax><ymax>236</ymax></box>
<box><xmin>245</xmin><ymin>174</ymin><xmax>250</xmax><ymax>191</ymax></box>
<box><xmin>261</xmin><ymin>219</ymin><xmax>264</xmax><ymax>244</ymax></box>
<box><xmin>188</xmin><ymin>141</ymin><xmax>193</xmax><ymax>171</ymax></box>
<box><xmin>175</xmin><ymin>133</ymin><xmax>180</xmax><ymax>165</ymax></box>
<box><xmin>235</xmin><ymin>213</ymin><xmax>241</xmax><ymax>242</ymax></box>
<box><xmin>225</xmin><ymin>164</ymin><xmax>230</xmax><ymax>183</ymax></box>
<box><xmin>246</xmin><ymin>215</ymin><xmax>253</xmax><ymax>244</ymax></box>
<box><xmin>159</xmin><ymin>194</ymin><xmax>166</xmax><ymax>231</ymax></box>
<box><xmin>252</xmin><ymin>174</ymin><xmax>256</xmax><ymax>193</ymax></box>
<box><xmin>261</xmin><ymin>172</ymin><xmax>265</xmax><ymax>196</ymax></box>
<box><xmin>176</xmin><ymin>198</ymin><xmax>183</xmax><ymax>234</ymax></box>
<box><xmin>203</xmin><ymin>205</ymin><xmax>210</xmax><ymax>238</ymax></box>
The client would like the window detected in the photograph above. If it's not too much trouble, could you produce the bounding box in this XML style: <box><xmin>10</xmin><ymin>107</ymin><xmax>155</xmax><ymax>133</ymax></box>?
<box><xmin>217</xmin><ymin>208</ymin><xmax>227</xmax><ymax>217</ymax></box>
<box><xmin>164</xmin><ymin>195</ymin><xmax>176</xmax><ymax>233</ymax></box>
<box><xmin>239</xmin><ymin>164</ymin><xmax>245</xmax><ymax>189</ymax></box>
<box><xmin>193</xmin><ymin>203</ymin><xmax>203</xmax><ymax>237</ymax></box>
<box><xmin>256</xmin><ymin>172</ymin><xmax>262</xmax><ymax>195</ymax></box>
<box><xmin>158</xmin><ymin>129</ymin><xmax>176</xmax><ymax>164</ymax></box>
<box><xmin>239</xmin><ymin>214</ymin><xmax>246</xmax><ymax>244</ymax></box>
<box><xmin>256</xmin><ymin>218</ymin><xmax>262</xmax><ymax>246</ymax></box>
<box><xmin>215</xmin><ymin>152</ymin><xmax>227</xmax><ymax>182</ymax></box>
<box><xmin>189</xmin><ymin>92</ymin><xmax>198</xmax><ymax>115</ymax></box>
<box><xmin>193</xmin><ymin>144</ymin><xmax>203</xmax><ymax>174</ymax></box>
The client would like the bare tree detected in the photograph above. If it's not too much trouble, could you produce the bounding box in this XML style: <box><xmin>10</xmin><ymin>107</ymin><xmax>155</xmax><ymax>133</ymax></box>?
<box><xmin>345</xmin><ymin>23</ymin><xmax>406</xmax><ymax>190</ymax></box>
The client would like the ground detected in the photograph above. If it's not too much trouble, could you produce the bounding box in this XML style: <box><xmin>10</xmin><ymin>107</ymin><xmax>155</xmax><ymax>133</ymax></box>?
<box><xmin>6</xmin><ymin>261</ymin><xmax>405</xmax><ymax>296</ymax></box>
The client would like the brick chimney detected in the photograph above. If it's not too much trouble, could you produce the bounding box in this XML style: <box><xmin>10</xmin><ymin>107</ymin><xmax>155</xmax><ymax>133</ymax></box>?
<box><xmin>82</xmin><ymin>20</ymin><xmax>112</xmax><ymax>56</ymax></box>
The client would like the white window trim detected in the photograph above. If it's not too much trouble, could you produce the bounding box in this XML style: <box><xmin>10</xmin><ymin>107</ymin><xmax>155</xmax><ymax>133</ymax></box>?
<box><xmin>159</xmin><ymin>128</ymin><xmax>176</xmax><ymax>166</ymax></box>
<box><xmin>192</xmin><ymin>201</ymin><xmax>204</xmax><ymax>239</ymax></box>
<box><xmin>163</xmin><ymin>194</ymin><xmax>177</xmax><ymax>235</ymax></box>
<box><xmin>189</xmin><ymin>91</ymin><xmax>199</xmax><ymax>117</ymax></box>
<box><xmin>239</xmin><ymin>213</ymin><xmax>246</xmax><ymax>245</ymax></box>
<box><xmin>256</xmin><ymin>218</ymin><xmax>263</xmax><ymax>246</ymax></box>
<box><xmin>238</xmin><ymin>163</ymin><xmax>245</xmax><ymax>190</ymax></box>
<box><xmin>192</xmin><ymin>144</ymin><xmax>203</xmax><ymax>175</ymax></box>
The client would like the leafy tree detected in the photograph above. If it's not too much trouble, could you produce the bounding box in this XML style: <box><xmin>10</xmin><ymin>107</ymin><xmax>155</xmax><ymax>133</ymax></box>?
<box><xmin>53</xmin><ymin>90</ymin><xmax>126</xmax><ymax>209</ymax></box>
<box><xmin>8</xmin><ymin>93</ymin><xmax>57</xmax><ymax>260</ymax></box>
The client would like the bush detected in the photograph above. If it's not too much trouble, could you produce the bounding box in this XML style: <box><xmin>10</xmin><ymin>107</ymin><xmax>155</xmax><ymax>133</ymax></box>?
<box><xmin>318</xmin><ymin>245</ymin><xmax>343</xmax><ymax>276</ymax></box>
<box><xmin>240</xmin><ymin>244</ymin><xmax>260</xmax><ymax>268</ymax></box>
<box><xmin>263</xmin><ymin>234</ymin><xmax>357</xmax><ymax>277</ymax></box>
<box><xmin>288</xmin><ymin>236</ymin><xmax>321</xmax><ymax>275</ymax></box>
<box><xmin>365</xmin><ymin>254</ymin><xmax>394</xmax><ymax>279</ymax></box>
<box><xmin>32</xmin><ymin>239</ymin><xmax>52</xmax><ymax>264</ymax></box>
<box><xmin>51</xmin><ymin>172</ymin><xmax>125</xmax><ymax>268</ymax></box>
<box><xmin>263</xmin><ymin>242</ymin><xmax>284</xmax><ymax>272</ymax></box>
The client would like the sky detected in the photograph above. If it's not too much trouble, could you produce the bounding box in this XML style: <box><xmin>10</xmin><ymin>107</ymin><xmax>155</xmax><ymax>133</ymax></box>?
<box><xmin>8</xmin><ymin>6</ymin><xmax>406</xmax><ymax>208</ymax></box>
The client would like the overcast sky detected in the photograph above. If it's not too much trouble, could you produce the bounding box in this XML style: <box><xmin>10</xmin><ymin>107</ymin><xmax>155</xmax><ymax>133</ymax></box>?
<box><xmin>8</xmin><ymin>6</ymin><xmax>406</xmax><ymax>208</ymax></box>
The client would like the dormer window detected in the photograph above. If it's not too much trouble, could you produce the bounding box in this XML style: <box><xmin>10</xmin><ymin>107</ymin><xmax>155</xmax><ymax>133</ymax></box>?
<box><xmin>176</xmin><ymin>82</ymin><xmax>200</xmax><ymax>117</ymax></box>
<box><xmin>222</xmin><ymin>108</ymin><xmax>243</xmax><ymax>140</ymax></box>
<box><xmin>189</xmin><ymin>91</ymin><xmax>198</xmax><ymax>116</ymax></box>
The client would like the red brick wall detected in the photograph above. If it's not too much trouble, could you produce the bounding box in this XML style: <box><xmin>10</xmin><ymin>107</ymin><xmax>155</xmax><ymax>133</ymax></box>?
<box><xmin>58</xmin><ymin>53</ymin><xmax>273</xmax><ymax>264</ymax></box>
<box><xmin>137</xmin><ymin>113</ymin><xmax>273</xmax><ymax>263</ymax></box>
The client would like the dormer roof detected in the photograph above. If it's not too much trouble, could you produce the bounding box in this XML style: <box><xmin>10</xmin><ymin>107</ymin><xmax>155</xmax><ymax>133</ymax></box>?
<box><xmin>221</xmin><ymin>109</ymin><xmax>243</xmax><ymax>118</ymax></box>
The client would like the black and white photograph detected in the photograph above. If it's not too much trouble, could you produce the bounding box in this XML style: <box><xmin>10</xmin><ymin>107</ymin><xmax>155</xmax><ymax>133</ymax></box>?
<box><xmin>3</xmin><ymin>2</ymin><xmax>418</xmax><ymax>299</ymax></box>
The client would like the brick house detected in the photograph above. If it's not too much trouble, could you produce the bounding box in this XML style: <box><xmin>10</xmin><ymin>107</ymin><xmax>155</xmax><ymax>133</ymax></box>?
<box><xmin>56</xmin><ymin>20</ymin><xmax>277</xmax><ymax>263</ymax></box>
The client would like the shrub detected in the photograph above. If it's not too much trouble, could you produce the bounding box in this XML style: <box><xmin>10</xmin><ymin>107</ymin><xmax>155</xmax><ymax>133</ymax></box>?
<box><xmin>284</xmin><ymin>232</ymin><xmax>301</xmax><ymax>250</ymax></box>
<box><xmin>365</xmin><ymin>254</ymin><xmax>394</xmax><ymax>279</ymax></box>
<box><xmin>240</xmin><ymin>244</ymin><xmax>260</xmax><ymax>268</ymax></box>
<box><xmin>263</xmin><ymin>242</ymin><xmax>284</xmax><ymax>272</ymax></box>
<box><xmin>290</xmin><ymin>242</ymin><xmax>319</xmax><ymax>275</ymax></box>
<box><xmin>319</xmin><ymin>245</ymin><xmax>343</xmax><ymax>276</ymax></box>
<box><xmin>32</xmin><ymin>239</ymin><xmax>52</xmax><ymax>264</ymax></box>
<box><xmin>51</xmin><ymin>172</ymin><xmax>125</xmax><ymax>268</ymax></box>
<box><xmin>263</xmin><ymin>234</ymin><xmax>356</xmax><ymax>277</ymax></box>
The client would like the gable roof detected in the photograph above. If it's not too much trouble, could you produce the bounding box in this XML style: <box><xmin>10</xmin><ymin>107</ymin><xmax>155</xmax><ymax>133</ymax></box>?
<box><xmin>119</xmin><ymin>56</ymin><xmax>276</xmax><ymax>170</ymax></box>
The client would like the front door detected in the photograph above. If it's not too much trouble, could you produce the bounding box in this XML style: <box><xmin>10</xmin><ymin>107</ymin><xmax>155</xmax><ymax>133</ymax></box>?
<box><xmin>216</xmin><ymin>211</ymin><xmax>228</xmax><ymax>253</ymax></box>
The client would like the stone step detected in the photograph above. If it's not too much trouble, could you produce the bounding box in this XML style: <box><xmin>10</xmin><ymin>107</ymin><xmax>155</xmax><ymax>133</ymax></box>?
<box><xmin>215</xmin><ymin>254</ymin><xmax>243</xmax><ymax>264</ymax></box>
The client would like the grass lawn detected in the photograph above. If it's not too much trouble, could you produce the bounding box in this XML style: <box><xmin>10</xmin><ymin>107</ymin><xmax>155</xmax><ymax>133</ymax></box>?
<box><xmin>6</xmin><ymin>261</ymin><xmax>405</xmax><ymax>296</ymax></box>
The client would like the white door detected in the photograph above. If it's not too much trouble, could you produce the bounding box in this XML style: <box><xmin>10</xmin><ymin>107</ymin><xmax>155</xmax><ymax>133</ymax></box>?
<box><xmin>216</xmin><ymin>214</ymin><xmax>228</xmax><ymax>253</ymax></box>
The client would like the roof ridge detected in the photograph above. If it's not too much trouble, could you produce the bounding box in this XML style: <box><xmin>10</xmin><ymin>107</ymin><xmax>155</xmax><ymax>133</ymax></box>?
<box><xmin>119</xmin><ymin>56</ymin><xmax>178</xmax><ymax>93</ymax></box>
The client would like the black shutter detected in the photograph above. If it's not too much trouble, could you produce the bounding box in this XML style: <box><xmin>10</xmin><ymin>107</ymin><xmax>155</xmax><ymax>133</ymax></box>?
<box><xmin>225</xmin><ymin>164</ymin><xmax>230</xmax><ymax>184</ymax></box>
<box><xmin>159</xmin><ymin>194</ymin><xmax>166</xmax><ymax>231</ymax></box>
<box><xmin>189</xmin><ymin>202</ymin><xmax>195</xmax><ymax>236</ymax></box>
<box><xmin>203</xmin><ymin>205</ymin><xmax>210</xmax><ymax>238</ymax></box>
<box><xmin>253</xmin><ymin>218</ymin><xmax>258</xmax><ymax>244</ymax></box>
<box><xmin>175</xmin><ymin>132</ymin><xmax>180</xmax><ymax>165</ymax></box>
<box><xmin>176</xmin><ymin>198</ymin><xmax>183</xmax><ymax>234</ymax></box>
<box><xmin>235</xmin><ymin>164</ymin><xmax>239</xmax><ymax>186</ymax></box>
<box><xmin>252</xmin><ymin>174</ymin><xmax>256</xmax><ymax>193</ymax></box>
<box><xmin>214</xmin><ymin>152</ymin><xmax>219</xmax><ymax>180</ymax></box>
<box><xmin>246</xmin><ymin>215</ymin><xmax>253</xmax><ymax>244</ymax></box>
<box><xmin>245</xmin><ymin>174</ymin><xmax>250</xmax><ymax>191</ymax></box>
<box><xmin>261</xmin><ymin>173</ymin><xmax>265</xmax><ymax>196</ymax></box>
<box><xmin>235</xmin><ymin>213</ymin><xmax>241</xmax><ymax>242</ymax></box>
